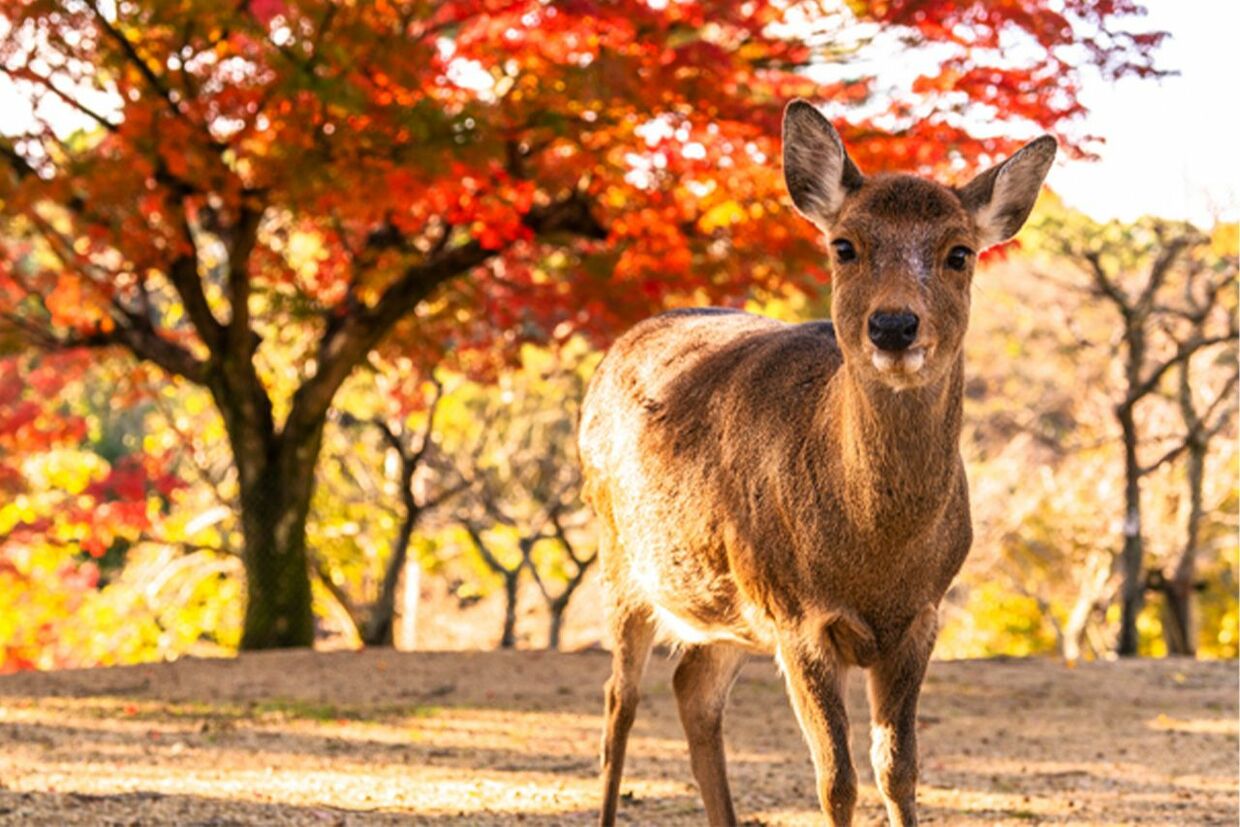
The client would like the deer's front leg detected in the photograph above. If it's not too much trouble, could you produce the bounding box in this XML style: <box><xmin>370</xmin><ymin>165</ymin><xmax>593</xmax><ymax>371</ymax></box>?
<box><xmin>866</xmin><ymin>605</ymin><xmax>938</xmax><ymax>827</ymax></box>
<box><xmin>778</xmin><ymin>634</ymin><xmax>856</xmax><ymax>826</ymax></box>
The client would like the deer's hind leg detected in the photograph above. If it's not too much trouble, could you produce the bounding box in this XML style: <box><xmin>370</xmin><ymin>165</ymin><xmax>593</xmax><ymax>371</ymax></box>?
<box><xmin>599</xmin><ymin>600</ymin><xmax>656</xmax><ymax>826</ymax></box>
<box><xmin>674</xmin><ymin>642</ymin><xmax>748</xmax><ymax>826</ymax></box>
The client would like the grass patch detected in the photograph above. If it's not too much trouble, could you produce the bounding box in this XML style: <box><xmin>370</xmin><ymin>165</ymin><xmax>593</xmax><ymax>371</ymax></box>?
<box><xmin>250</xmin><ymin>699</ymin><xmax>367</xmax><ymax>721</ymax></box>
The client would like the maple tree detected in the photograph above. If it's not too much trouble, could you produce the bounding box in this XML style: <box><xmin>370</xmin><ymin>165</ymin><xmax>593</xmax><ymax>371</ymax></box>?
<box><xmin>0</xmin><ymin>0</ymin><xmax>1166</xmax><ymax>649</ymax></box>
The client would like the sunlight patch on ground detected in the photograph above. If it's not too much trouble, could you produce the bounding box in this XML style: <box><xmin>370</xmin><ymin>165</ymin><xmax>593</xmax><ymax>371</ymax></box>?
<box><xmin>1147</xmin><ymin>712</ymin><xmax>1238</xmax><ymax>736</ymax></box>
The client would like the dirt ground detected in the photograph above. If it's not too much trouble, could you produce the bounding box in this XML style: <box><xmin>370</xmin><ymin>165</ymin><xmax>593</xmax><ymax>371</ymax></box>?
<box><xmin>0</xmin><ymin>650</ymin><xmax>1234</xmax><ymax>826</ymax></box>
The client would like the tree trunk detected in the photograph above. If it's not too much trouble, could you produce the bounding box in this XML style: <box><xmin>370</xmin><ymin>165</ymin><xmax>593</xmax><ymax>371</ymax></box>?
<box><xmin>1116</xmin><ymin>406</ymin><xmax>1145</xmax><ymax>657</ymax></box>
<box><xmin>500</xmin><ymin>573</ymin><xmax>519</xmax><ymax>649</ymax></box>
<box><xmin>235</xmin><ymin>425</ymin><xmax>324</xmax><ymax>649</ymax></box>
<box><xmin>547</xmin><ymin>600</ymin><xmax>566</xmax><ymax>651</ymax></box>
<box><xmin>1159</xmin><ymin>578</ymin><xmax>1194</xmax><ymax>656</ymax></box>
<box><xmin>363</xmin><ymin>504</ymin><xmax>417</xmax><ymax>647</ymax></box>
<box><xmin>1163</xmin><ymin>436</ymin><xmax>1206</xmax><ymax>656</ymax></box>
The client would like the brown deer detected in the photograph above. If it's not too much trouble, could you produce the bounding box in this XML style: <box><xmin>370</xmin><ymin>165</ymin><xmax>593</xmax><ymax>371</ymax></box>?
<box><xmin>578</xmin><ymin>99</ymin><xmax>1055</xmax><ymax>826</ymax></box>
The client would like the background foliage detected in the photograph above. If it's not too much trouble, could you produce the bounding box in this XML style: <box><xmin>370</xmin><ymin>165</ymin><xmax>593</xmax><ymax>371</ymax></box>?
<box><xmin>0</xmin><ymin>0</ymin><xmax>1234</xmax><ymax>670</ymax></box>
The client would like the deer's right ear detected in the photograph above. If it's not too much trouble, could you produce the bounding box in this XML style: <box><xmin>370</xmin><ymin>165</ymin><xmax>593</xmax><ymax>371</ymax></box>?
<box><xmin>782</xmin><ymin>100</ymin><xmax>864</xmax><ymax>232</ymax></box>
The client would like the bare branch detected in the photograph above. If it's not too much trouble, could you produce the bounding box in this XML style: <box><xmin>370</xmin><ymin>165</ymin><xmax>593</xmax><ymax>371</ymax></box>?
<box><xmin>311</xmin><ymin>555</ymin><xmax>360</xmax><ymax>629</ymax></box>
<box><xmin>549</xmin><ymin>508</ymin><xmax>596</xmax><ymax>570</ymax></box>
<box><xmin>5</xmin><ymin>308</ymin><xmax>207</xmax><ymax>383</ymax></box>
<box><xmin>1134</xmin><ymin>235</ymin><xmax>1193</xmax><ymax>318</ymax></box>
<box><xmin>1137</xmin><ymin>306</ymin><xmax>1238</xmax><ymax>476</ymax></box>
<box><xmin>420</xmin><ymin>479</ymin><xmax>471</xmax><ymax>512</ymax></box>
<box><xmin>1122</xmin><ymin>328</ymin><xmax>1240</xmax><ymax>414</ymax></box>
<box><xmin>1080</xmin><ymin>249</ymin><xmax>1131</xmax><ymax>313</ymax></box>
<box><xmin>408</xmin><ymin>375</ymin><xmax>446</xmax><ymax>471</ymax></box>
<box><xmin>462</xmin><ymin>521</ymin><xmax>521</xmax><ymax>577</ymax></box>
<box><xmin>4</xmin><ymin>66</ymin><xmax>120</xmax><ymax>132</ymax></box>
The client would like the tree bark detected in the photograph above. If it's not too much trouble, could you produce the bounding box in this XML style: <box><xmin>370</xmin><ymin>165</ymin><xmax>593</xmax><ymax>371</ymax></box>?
<box><xmin>1114</xmin><ymin>308</ymin><xmax>1150</xmax><ymax>659</ymax></box>
<box><xmin>1162</xmin><ymin>430</ymin><xmax>1206</xmax><ymax>656</ymax></box>
<box><xmin>234</xmin><ymin>424</ymin><xmax>325</xmax><ymax>650</ymax></box>
<box><xmin>363</xmin><ymin>500</ymin><xmax>418</xmax><ymax>647</ymax></box>
<box><xmin>1158</xmin><ymin>578</ymin><xmax>1194</xmax><ymax>656</ymax></box>
<box><xmin>500</xmin><ymin>573</ymin><xmax>519</xmax><ymax>649</ymax></box>
<box><xmin>547</xmin><ymin>601</ymin><xmax>566</xmax><ymax>651</ymax></box>
<box><xmin>1116</xmin><ymin>406</ymin><xmax>1145</xmax><ymax>657</ymax></box>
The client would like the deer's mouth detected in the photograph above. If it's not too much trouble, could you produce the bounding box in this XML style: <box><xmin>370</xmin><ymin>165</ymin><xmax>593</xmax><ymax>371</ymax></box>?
<box><xmin>870</xmin><ymin>345</ymin><xmax>932</xmax><ymax>385</ymax></box>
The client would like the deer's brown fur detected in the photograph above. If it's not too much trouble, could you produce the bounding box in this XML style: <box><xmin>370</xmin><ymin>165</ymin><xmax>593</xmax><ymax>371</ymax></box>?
<box><xmin>579</xmin><ymin>100</ymin><xmax>1055</xmax><ymax>826</ymax></box>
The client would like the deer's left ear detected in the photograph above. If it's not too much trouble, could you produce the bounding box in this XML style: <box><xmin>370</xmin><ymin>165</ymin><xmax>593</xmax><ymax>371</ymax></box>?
<box><xmin>958</xmin><ymin>136</ymin><xmax>1057</xmax><ymax>249</ymax></box>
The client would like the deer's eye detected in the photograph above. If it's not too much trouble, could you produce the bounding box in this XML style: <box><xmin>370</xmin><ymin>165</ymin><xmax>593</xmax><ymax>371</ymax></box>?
<box><xmin>832</xmin><ymin>239</ymin><xmax>857</xmax><ymax>263</ymax></box>
<box><xmin>945</xmin><ymin>245</ymin><xmax>973</xmax><ymax>271</ymax></box>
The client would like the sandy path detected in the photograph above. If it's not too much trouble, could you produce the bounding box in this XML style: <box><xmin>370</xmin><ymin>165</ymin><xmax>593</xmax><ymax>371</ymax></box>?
<box><xmin>0</xmin><ymin>650</ymin><xmax>1234</xmax><ymax>825</ymax></box>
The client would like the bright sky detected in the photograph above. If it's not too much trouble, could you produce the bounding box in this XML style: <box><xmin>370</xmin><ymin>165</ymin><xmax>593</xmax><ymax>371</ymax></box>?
<box><xmin>1051</xmin><ymin>0</ymin><xmax>1240</xmax><ymax>226</ymax></box>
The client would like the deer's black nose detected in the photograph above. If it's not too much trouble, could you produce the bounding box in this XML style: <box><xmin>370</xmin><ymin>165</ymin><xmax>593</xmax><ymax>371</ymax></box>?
<box><xmin>868</xmin><ymin>312</ymin><xmax>919</xmax><ymax>352</ymax></box>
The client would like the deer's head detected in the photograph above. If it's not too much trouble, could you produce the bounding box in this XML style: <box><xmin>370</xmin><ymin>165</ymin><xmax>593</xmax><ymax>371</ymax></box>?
<box><xmin>782</xmin><ymin>100</ymin><xmax>1055</xmax><ymax>390</ymax></box>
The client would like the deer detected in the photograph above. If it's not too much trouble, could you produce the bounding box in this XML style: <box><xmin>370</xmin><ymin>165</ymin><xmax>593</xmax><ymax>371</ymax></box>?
<box><xmin>577</xmin><ymin>99</ymin><xmax>1055</xmax><ymax>827</ymax></box>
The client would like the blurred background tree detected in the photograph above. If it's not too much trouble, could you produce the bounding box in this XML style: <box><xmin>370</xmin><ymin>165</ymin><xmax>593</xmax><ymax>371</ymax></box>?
<box><xmin>1055</xmin><ymin>219</ymin><xmax>1236</xmax><ymax>655</ymax></box>
<box><xmin>444</xmin><ymin>343</ymin><xmax>596</xmax><ymax>650</ymax></box>
<box><xmin>4</xmin><ymin>1</ymin><xmax>1225</xmax><ymax>668</ymax></box>
<box><xmin>313</xmin><ymin>369</ymin><xmax>466</xmax><ymax>647</ymax></box>
<box><xmin>937</xmin><ymin>207</ymin><xmax>1238</xmax><ymax>661</ymax></box>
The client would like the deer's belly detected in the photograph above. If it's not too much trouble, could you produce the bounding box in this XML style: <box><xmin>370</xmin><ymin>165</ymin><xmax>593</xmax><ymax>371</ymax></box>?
<box><xmin>627</xmin><ymin>544</ymin><xmax>776</xmax><ymax>652</ymax></box>
<box><xmin>647</xmin><ymin>601</ymin><xmax>776</xmax><ymax>652</ymax></box>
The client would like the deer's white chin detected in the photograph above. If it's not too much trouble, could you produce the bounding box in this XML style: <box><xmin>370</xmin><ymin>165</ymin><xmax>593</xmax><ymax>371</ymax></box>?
<box><xmin>871</xmin><ymin>346</ymin><xmax>929</xmax><ymax>388</ymax></box>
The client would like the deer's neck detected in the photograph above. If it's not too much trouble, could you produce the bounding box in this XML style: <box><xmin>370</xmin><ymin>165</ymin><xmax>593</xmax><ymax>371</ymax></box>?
<box><xmin>824</xmin><ymin>356</ymin><xmax>965</xmax><ymax>534</ymax></box>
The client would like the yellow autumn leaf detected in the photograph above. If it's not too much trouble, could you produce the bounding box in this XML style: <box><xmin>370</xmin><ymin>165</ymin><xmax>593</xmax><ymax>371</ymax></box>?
<box><xmin>1209</xmin><ymin>221</ymin><xmax>1238</xmax><ymax>259</ymax></box>
<box><xmin>27</xmin><ymin>449</ymin><xmax>108</xmax><ymax>496</ymax></box>
<box><xmin>699</xmin><ymin>200</ymin><xmax>746</xmax><ymax>233</ymax></box>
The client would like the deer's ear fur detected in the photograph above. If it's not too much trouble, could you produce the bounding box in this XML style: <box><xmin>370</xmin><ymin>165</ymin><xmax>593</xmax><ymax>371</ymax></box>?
<box><xmin>958</xmin><ymin>135</ymin><xmax>1057</xmax><ymax>249</ymax></box>
<box><xmin>782</xmin><ymin>100</ymin><xmax>864</xmax><ymax>232</ymax></box>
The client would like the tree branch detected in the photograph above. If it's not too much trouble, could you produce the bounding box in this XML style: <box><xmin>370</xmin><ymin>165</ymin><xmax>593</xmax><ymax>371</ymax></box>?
<box><xmin>4</xmin><ymin>66</ymin><xmax>120</xmax><ymax>132</ymax></box>
<box><xmin>165</xmin><ymin>207</ymin><xmax>225</xmax><ymax>355</ymax></box>
<box><xmin>284</xmin><ymin>192</ymin><xmax>606</xmax><ymax>444</ymax></box>
<box><xmin>1134</xmin><ymin>234</ymin><xmax>1192</xmax><ymax>318</ymax></box>
<box><xmin>1079</xmin><ymin>249</ymin><xmax>1131</xmax><ymax>314</ymax></box>
<box><xmin>5</xmin><ymin>309</ymin><xmax>207</xmax><ymax>383</ymax></box>
<box><xmin>223</xmin><ymin>198</ymin><xmax>265</xmax><ymax>359</ymax></box>
<box><xmin>462</xmin><ymin>521</ymin><xmax>521</xmax><ymax>577</ymax></box>
<box><xmin>311</xmin><ymin>555</ymin><xmax>360</xmax><ymax>629</ymax></box>
<box><xmin>408</xmin><ymin>376</ymin><xmax>445</xmax><ymax>471</ymax></box>
<box><xmin>1121</xmin><ymin>328</ymin><xmax>1239</xmax><ymax>415</ymax></box>
<box><xmin>86</xmin><ymin>1</ymin><xmax>228</xmax><ymax>154</ymax></box>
